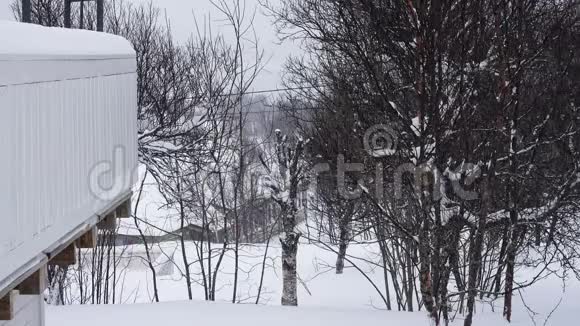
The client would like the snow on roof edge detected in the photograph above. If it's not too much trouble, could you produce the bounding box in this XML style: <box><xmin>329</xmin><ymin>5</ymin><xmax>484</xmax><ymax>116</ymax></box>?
<box><xmin>0</xmin><ymin>20</ymin><xmax>135</xmax><ymax>59</ymax></box>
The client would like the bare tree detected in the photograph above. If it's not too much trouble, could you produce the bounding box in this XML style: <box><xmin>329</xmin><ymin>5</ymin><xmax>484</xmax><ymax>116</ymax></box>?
<box><xmin>260</xmin><ymin>129</ymin><xmax>307</xmax><ymax>306</ymax></box>
<box><xmin>266</xmin><ymin>0</ymin><xmax>580</xmax><ymax>323</ymax></box>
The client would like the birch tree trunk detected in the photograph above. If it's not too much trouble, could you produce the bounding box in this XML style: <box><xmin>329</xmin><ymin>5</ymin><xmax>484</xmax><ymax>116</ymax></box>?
<box><xmin>281</xmin><ymin>218</ymin><xmax>300</xmax><ymax>306</ymax></box>
<box><xmin>265</xmin><ymin>131</ymin><xmax>306</xmax><ymax>306</ymax></box>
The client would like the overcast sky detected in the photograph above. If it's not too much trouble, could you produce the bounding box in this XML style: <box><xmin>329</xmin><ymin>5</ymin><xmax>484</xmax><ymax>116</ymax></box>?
<box><xmin>0</xmin><ymin>0</ymin><xmax>298</xmax><ymax>91</ymax></box>
<box><xmin>131</xmin><ymin>0</ymin><xmax>297</xmax><ymax>91</ymax></box>
<box><xmin>0</xmin><ymin>1</ymin><xmax>13</xmax><ymax>20</ymax></box>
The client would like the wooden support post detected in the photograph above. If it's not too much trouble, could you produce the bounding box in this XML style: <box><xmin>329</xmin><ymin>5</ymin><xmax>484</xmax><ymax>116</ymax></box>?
<box><xmin>17</xmin><ymin>268</ymin><xmax>47</xmax><ymax>295</ymax></box>
<box><xmin>0</xmin><ymin>290</ymin><xmax>18</xmax><ymax>321</ymax></box>
<box><xmin>49</xmin><ymin>243</ymin><xmax>77</xmax><ymax>267</ymax></box>
<box><xmin>76</xmin><ymin>227</ymin><xmax>98</xmax><ymax>248</ymax></box>
<box><xmin>98</xmin><ymin>213</ymin><xmax>117</xmax><ymax>230</ymax></box>
<box><xmin>115</xmin><ymin>199</ymin><xmax>131</xmax><ymax>218</ymax></box>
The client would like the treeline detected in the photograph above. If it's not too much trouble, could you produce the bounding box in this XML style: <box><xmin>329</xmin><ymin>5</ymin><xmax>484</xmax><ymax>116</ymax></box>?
<box><xmin>264</xmin><ymin>0</ymin><xmax>580</xmax><ymax>325</ymax></box>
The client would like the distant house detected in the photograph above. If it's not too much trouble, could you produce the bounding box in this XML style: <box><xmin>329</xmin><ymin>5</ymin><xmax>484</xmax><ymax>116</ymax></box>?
<box><xmin>108</xmin><ymin>234</ymin><xmax>159</xmax><ymax>247</ymax></box>
<box><xmin>164</xmin><ymin>224</ymin><xmax>226</xmax><ymax>243</ymax></box>
<box><xmin>113</xmin><ymin>224</ymin><xmax>226</xmax><ymax>246</ymax></box>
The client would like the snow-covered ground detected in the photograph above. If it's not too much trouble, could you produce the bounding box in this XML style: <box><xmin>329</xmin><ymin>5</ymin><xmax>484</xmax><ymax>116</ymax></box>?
<box><xmin>48</xmin><ymin>299</ymin><xmax>425</xmax><ymax>326</ymax></box>
<box><xmin>47</xmin><ymin>240</ymin><xmax>579</xmax><ymax>326</ymax></box>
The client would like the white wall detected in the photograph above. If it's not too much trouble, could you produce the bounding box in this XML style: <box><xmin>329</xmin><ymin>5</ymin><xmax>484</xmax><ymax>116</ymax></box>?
<box><xmin>0</xmin><ymin>295</ymin><xmax>44</xmax><ymax>326</ymax></box>
<box><xmin>0</xmin><ymin>22</ymin><xmax>137</xmax><ymax>292</ymax></box>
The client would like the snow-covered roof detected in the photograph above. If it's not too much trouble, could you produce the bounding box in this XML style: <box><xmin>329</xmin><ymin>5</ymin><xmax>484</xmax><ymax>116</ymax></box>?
<box><xmin>0</xmin><ymin>21</ymin><xmax>135</xmax><ymax>87</ymax></box>
<box><xmin>0</xmin><ymin>21</ymin><xmax>134</xmax><ymax>58</ymax></box>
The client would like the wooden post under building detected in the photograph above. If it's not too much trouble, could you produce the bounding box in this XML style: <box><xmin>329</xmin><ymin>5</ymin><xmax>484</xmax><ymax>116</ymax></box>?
<box><xmin>16</xmin><ymin>269</ymin><xmax>47</xmax><ymax>296</ymax></box>
<box><xmin>49</xmin><ymin>243</ymin><xmax>77</xmax><ymax>267</ymax></box>
<box><xmin>0</xmin><ymin>291</ymin><xmax>18</xmax><ymax>321</ymax></box>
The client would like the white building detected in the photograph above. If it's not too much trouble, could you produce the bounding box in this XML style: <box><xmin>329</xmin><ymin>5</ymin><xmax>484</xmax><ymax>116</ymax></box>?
<box><xmin>0</xmin><ymin>21</ymin><xmax>137</xmax><ymax>325</ymax></box>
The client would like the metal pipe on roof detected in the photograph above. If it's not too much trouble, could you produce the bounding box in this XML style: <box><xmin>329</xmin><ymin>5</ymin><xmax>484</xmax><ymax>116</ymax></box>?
<box><xmin>21</xmin><ymin>0</ymin><xmax>31</xmax><ymax>23</ymax></box>
<box><xmin>64</xmin><ymin>0</ymin><xmax>104</xmax><ymax>31</ymax></box>
<box><xmin>96</xmin><ymin>0</ymin><xmax>104</xmax><ymax>31</ymax></box>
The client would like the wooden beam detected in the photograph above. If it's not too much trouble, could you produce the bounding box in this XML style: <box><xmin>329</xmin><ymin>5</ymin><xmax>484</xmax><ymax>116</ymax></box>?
<box><xmin>76</xmin><ymin>227</ymin><xmax>98</xmax><ymax>248</ymax></box>
<box><xmin>17</xmin><ymin>268</ymin><xmax>47</xmax><ymax>295</ymax></box>
<box><xmin>115</xmin><ymin>199</ymin><xmax>131</xmax><ymax>218</ymax></box>
<box><xmin>98</xmin><ymin>213</ymin><xmax>117</xmax><ymax>230</ymax></box>
<box><xmin>49</xmin><ymin>243</ymin><xmax>77</xmax><ymax>267</ymax></box>
<box><xmin>0</xmin><ymin>290</ymin><xmax>18</xmax><ymax>321</ymax></box>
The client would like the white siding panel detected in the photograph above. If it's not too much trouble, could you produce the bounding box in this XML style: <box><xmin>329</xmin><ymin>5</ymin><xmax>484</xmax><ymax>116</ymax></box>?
<box><xmin>0</xmin><ymin>295</ymin><xmax>45</xmax><ymax>326</ymax></box>
<box><xmin>0</xmin><ymin>25</ymin><xmax>137</xmax><ymax>291</ymax></box>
